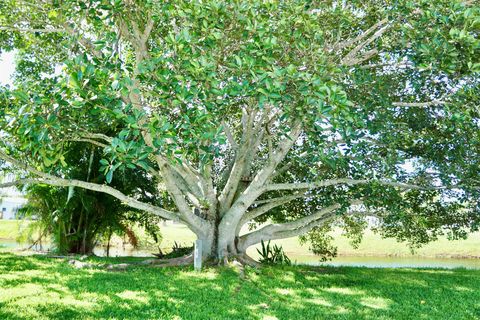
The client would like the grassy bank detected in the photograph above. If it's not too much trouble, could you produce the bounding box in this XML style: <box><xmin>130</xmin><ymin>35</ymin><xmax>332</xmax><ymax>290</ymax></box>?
<box><xmin>2</xmin><ymin>220</ymin><xmax>480</xmax><ymax>258</ymax></box>
<box><xmin>0</xmin><ymin>220</ymin><xmax>30</xmax><ymax>240</ymax></box>
<box><xmin>125</xmin><ymin>222</ymin><xmax>480</xmax><ymax>259</ymax></box>
<box><xmin>268</xmin><ymin>229</ymin><xmax>480</xmax><ymax>259</ymax></box>
<box><xmin>146</xmin><ymin>223</ymin><xmax>480</xmax><ymax>259</ymax></box>
<box><xmin>0</xmin><ymin>253</ymin><xmax>479</xmax><ymax>319</ymax></box>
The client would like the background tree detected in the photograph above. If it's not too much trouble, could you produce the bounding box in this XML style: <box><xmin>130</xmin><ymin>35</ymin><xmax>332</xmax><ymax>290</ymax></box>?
<box><xmin>18</xmin><ymin>141</ymin><xmax>164</xmax><ymax>255</ymax></box>
<box><xmin>0</xmin><ymin>0</ymin><xmax>479</xmax><ymax>263</ymax></box>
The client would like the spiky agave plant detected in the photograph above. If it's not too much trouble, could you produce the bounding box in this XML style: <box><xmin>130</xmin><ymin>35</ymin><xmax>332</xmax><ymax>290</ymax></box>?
<box><xmin>257</xmin><ymin>240</ymin><xmax>291</xmax><ymax>265</ymax></box>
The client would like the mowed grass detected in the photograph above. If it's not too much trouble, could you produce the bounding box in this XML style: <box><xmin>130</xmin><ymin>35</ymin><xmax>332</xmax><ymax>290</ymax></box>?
<box><xmin>0</xmin><ymin>220</ymin><xmax>30</xmax><ymax>240</ymax></box>
<box><xmin>139</xmin><ymin>223</ymin><xmax>480</xmax><ymax>258</ymax></box>
<box><xmin>140</xmin><ymin>223</ymin><xmax>480</xmax><ymax>259</ymax></box>
<box><xmin>2</xmin><ymin>220</ymin><xmax>480</xmax><ymax>258</ymax></box>
<box><xmin>267</xmin><ymin>229</ymin><xmax>480</xmax><ymax>259</ymax></box>
<box><xmin>0</xmin><ymin>252</ymin><xmax>479</xmax><ymax>320</ymax></box>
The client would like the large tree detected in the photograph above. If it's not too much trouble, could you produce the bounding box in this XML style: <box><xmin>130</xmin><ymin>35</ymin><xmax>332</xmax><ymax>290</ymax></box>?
<box><xmin>0</xmin><ymin>0</ymin><xmax>479</xmax><ymax>262</ymax></box>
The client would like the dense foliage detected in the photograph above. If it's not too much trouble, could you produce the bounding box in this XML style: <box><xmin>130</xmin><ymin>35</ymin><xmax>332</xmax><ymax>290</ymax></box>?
<box><xmin>18</xmin><ymin>142</ymin><xmax>163</xmax><ymax>254</ymax></box>
<box><xmin>0</xmin><ymin>0</ymin><xmax>478</xmax><ymax>260</ymax></box>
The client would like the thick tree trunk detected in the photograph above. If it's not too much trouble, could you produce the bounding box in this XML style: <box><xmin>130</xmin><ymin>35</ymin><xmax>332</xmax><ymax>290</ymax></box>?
<box><xmin>194</xmin><ymin>220</ymin><xmax>244</xmax><ymax>262</ymax></box>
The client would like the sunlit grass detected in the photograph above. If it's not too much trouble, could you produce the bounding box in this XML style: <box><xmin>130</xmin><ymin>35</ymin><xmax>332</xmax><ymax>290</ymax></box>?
<box><xmin>0</xmin><ymin>253</ymin><xmax>479</xmax><ymax>319</ymax></box>
<box><xmin>0</xmin><ymin>220</ymin><xmax>30</xmax><ymax>240</ymax></box>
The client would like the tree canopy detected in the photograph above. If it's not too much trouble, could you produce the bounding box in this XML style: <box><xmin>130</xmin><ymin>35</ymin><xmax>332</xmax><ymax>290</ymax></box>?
<box><xmin>0</xmin><ymin>0</ymin><xmax>479</xmax><ymax>261</ymax></box>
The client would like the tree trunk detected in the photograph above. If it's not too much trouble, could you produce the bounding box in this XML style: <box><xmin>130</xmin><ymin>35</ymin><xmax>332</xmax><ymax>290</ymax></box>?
<box><xmin>194</xmin><ymin>220</ymin><xmax>245</xmax><ymax>262</ymax></box>
<box><xmin>106</xmin><ymin>229</ymin><xmax>113</xmax><ymax>257</ymax></box>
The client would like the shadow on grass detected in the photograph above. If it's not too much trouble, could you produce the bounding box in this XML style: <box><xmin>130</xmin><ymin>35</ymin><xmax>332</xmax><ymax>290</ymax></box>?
<box><xmin>0</xmin><ymin>253</ymin><xmax>480</xmax><ymax>319</ymax></box>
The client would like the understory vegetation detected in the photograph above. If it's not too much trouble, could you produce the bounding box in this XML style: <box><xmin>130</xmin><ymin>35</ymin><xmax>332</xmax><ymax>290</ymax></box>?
<box><xmin>257</xmin><ymin>240</ymin><xmax>291</xmax><ymax>265</ymax></box>
<box><xmin>0</xmin><ymin>253</ymin><xmax>479</xmax><ymax>320</ymax></box>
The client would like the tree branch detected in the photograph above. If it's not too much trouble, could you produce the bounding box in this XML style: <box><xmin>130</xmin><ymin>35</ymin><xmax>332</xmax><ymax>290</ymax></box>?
<box><xmin>238</xmin><ymin>203</ymin><xmax>343</xmax><ymax>250</ymax></box>
<box><xmin>340</xmin><ymin>19</ymin><xmax>390</xmax><ymax>66</ymax></box>
<box><xmin>0</xmin><ymin>26</ymin><xmax>64</xmax><ymax>33</ymax></box>
<box><xmin>113</xmin><ymin>16</ymin><xmax>209</xmax><ymax>233</ymax></box>
<box><xmin>66</xmin><ymin>138</ymin><xmax>107</xmax><ymax>148</ymax></box>
<box><xmin>239</xmin><ymin>194</ymin><xmax>302</xmax><ymax>229</ymax></box>
<box><xmin>219</xmin><ymin>123</ymin><xmax>303</xmax><ymax>237</ymax></box>
<box><xmin>239</xmin><ymin>200</ymin><xmax>365</xmax><ymax>250</ymax></box>
<box><xmin>79</xmin><ymin>132</ymin><xmax>114</xmax><ymax>143</ymax></box>
<box><xmin>221</xmin><ymin>120</ymin><xmax>238</xmax><ymax>150</ymax></box>
<box><xmin>218</xmin><ymin>110</ymin><xmax>258</xmax><ymax>213</ymax></box>
<box><xmin>333</xmin><ymin>18</ymin><xmax>388</xmax><ymax>51</ymax></box>
<box><xmin>265</xmin><ymin>178</ymin><xmax>446</xmax><ymax>193</ymax></box>
<box><xmin>0</xmin><ymin>178</ymin><xmax>40</xmax><ymax>189</ymax></box>
<box><xmin>392</xmin><ymin>100</ymin><xmax>447</xmax><ymax>107</ymax></box>
<box><xmin>342</xmin><ymin>48</ymin><xmax>379</xmax><ymax>67</ymax></box>
<box><xmin>0</xmin><ymin>152</ymin><xmax>179</xmax><ymax>221</ymax></box>
<box><xmin>360</xmin><ymin>61</ymin><xmax>414</xmax><ymax>70</ymax></box>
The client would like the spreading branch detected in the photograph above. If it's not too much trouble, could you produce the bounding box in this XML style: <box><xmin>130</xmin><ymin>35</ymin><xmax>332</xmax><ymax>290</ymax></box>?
<box><xmin>392</xmin><ymin>100</ymin><xmax>448</xmax><ymax>107</ymax></box>
<box><xmin>238</xmin><ymin>203</ymin><xmax>343</xmax><ymax>250</ymax></box>
<box><xmin>0</xmin><ymin>150</ymin><xmax>178</xmax><ymax>221</ymax></box>
<box><xmin>0</xmin><ymin>26</ymin><xmax>64</xmax><ymax>33</ymax></box>
<box><xmin>239</xmin><ymin>200</ymin><xmax>367</xmax><ymax>250</ymax></box>
<box><xmin>265</xmin><ymin>178</ymin><xmax>447</xmax><ymax>193</ymax></box>
<box><xmin>333</xmin><ymin>18</ymin><xmax>388</xmax><ymax>51</ymax></box>
<box><xmin>339</xmin><ymin>18</ymin><xmax>390</xmax><ymax>66</ymax></box>
<box><xmin>239</xmin><ymin>194</ymin><xmax>302</xmax><ymax>229</ymax></box>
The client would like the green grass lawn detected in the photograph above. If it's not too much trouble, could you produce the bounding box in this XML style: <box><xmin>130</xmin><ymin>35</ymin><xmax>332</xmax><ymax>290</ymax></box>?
<box><xmin>2</xmin><ymin>220</ymin><xmax>480</xmax><ymax>258</ymax></box>
<box><xmin>0</xmin><ymin>253</ymin><xmax>479</xmax><ymax>319</ymax></box>
<box><xmin>267</xmin><ymin>229</ymin><xmax>480</xmax><ymax>259</ymax></box>
<box><xmin>0</xmin><ymin>220</ymin><xmax>30</xmax><ymax>240</ymax></box>
<box><xmin>146</xmin><ymin>223</ymin><xmax>480</xmax><ymax>259</ymax></box>
<box><xmin>140</xmin><ymin>223</ymin><xmax>480</xmax><ymax>259</ymax></box>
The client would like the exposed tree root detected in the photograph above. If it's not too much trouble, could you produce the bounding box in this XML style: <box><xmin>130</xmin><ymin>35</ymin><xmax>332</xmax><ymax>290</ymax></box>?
<box><xmin>63</xmin><ymin>253</ymin><xmax>195</xmax><ymax>271</ymax></box>
<box><xmin>214</xmin><ymin>252</ymin><xmax>261</xmax><ymax>267</ymax></box>
<box><xmin>68</xmin><ymin>259</ymin><xmax>95</xmax><ymax>269</ymax></box>
<box><xmin>106</xmin><ymin>263</ymin><xmax>130</xmax><ymax>271</ymax></box>
<box><xmin>230</xmin><ymin>260</ymin><xmax>246</xmax><ymax>279</ymax></box>
<box><xmin>211</xmin><ymin>252</ymin><xmax>261</xmax><ymax>280</ymax></box>
<box><xmin>235</xmin><ymin>253</ymin><xmax>260</xmax><ymax>268</ymax></box>
<box><xmin>203</xmin><ymin>257</ymin><xmax>220</xmax><ymax>267</ymax></box>
<box><xmin>228</xmin><ymin>254</ymin><xmax>260</xmax><ymax>279</ymax></box>
<box><xmin>105</xmin><ymin>255</ymin><xmax>194</xmax><ymax>271</ymax></box>
<box><xmin>65</xmin><ymin>251</ymin><xmax>257</xmax><ymax>271</ymax></box>
<box><xmin>142</xmin><ymin>254</ymin><xmax>194</xmax><ymax>267</ymax></box>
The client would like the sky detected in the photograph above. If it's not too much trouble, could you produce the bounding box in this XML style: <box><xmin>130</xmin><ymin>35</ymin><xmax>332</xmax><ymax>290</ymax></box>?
<box><xmin>0</xmin><ymin>51</ymin><xmax>15</xmax><ymax>86</ymax></box>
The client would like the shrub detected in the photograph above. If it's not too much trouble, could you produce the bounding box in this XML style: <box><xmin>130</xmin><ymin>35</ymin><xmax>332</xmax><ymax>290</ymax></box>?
<box><xmin>257</xmin><ymin>240</ymin><xmax>291</xmax><ymax>265</ymax></box>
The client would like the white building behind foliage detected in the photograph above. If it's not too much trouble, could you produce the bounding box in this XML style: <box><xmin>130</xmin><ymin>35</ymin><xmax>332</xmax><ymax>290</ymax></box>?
<box><xmin>0</xmin><ymin>174</ymin><xmax>27</xmax><ymax>220</ymax></box>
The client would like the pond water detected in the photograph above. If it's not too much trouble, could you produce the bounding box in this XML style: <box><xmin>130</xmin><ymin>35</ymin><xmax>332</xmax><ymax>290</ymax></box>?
<box><xmin>288</xmin><ymin>254</ymin><xmax>480</xmax><ymax>269</ymax></box>
<box><xmin>0</xmin><ymin>240</ymin><xmax>20</xmax><ymax>249</ymax></box>
<box><xmin>0</xmin><ymin>240</ymin><xmax>155</xmax><ymax>257</ymax></box>
<box><xmin>2</xmin><ymin>239</ymin><xmax>480</xmax><ymax>269</ymax></box>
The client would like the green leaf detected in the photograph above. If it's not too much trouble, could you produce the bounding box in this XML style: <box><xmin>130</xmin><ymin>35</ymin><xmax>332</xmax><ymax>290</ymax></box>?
<box><xmin>66</xmin><ymin>186</ymin><xmax>75</xmax><ymax>204</ymax></box>
<box><xmin>13</xmin><ymin>91</ymin><xmax>29</xmax><ymax>102</ymax></box>
<box><xmin>106</xmin><ymin>170</ymin><xmax>114</xmax><ymax>184</ymax></box>
<box><xmin>111</xmin><ymin>80</ymin><xmax>120</xmax><ymax>90</ymax></box>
